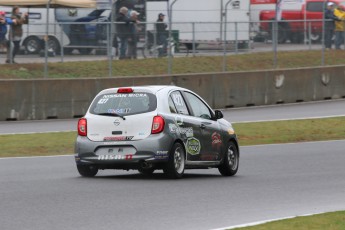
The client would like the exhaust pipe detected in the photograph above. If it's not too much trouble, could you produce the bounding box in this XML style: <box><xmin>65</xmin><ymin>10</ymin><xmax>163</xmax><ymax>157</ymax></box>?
<box><xmin>141</xmin><ymin>161</ymin><xmax>152</xmax><ymax>169</ymax></box>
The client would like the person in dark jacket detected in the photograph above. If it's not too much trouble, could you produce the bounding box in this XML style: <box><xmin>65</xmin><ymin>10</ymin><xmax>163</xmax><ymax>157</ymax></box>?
<box><xmin>6</xmin><ymin>6</ymin><xmax>28</xmax><ymax>64</ymax></box>
<box><xmin>127</xmin><ymin>10</ymin><xmax>140</xmax><ymax>59</ymax></box>
<box><xmin>324</xmin><ymin>2</ymin><xmax>339</xmax><ymax>50</ymax></box>
<box><xmin>0</xmin><ymin>11</ymin><xmax>16</xmax><ymax>61</ymax></box>
<box><xmin>155</xmin><ymin>13</ymin><xmax>168</xmax><ymax>57</ymax></box>
<box><xmin>116</xmin><ymin>7</ymin><xmax>134</xmax><ymax>60</ymax></box>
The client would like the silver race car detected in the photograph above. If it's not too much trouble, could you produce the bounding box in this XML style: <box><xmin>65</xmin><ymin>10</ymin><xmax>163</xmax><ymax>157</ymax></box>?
<box><xmin>75</xmin><ymin>85</ymin><xmax>239</xmax><ymax>178</ymax></box>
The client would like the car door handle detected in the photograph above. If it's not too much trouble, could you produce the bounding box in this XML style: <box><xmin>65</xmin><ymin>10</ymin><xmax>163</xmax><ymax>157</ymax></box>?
<box><xmin>200</xmin><ymin>121</ymin><xmax>212</xmax><ymax>129</ymax></box>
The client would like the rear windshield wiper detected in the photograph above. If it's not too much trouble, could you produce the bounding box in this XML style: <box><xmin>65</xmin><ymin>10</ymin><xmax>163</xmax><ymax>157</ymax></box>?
<box><xmin>97</xmin><ymin>113</ymin><xmax>126</xmax><ymax>120</ymax></box>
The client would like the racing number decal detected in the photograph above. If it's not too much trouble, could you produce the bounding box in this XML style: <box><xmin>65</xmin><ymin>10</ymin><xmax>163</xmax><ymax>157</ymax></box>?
<box><xmin>98</xmin><ymin>98</ymin><xmax>109</xmax><ymax>104</ymax></box>
<box><xmin>172</xmin><ymin>93</ymin><xmax>184</xmax><ymax>107</ymax></box>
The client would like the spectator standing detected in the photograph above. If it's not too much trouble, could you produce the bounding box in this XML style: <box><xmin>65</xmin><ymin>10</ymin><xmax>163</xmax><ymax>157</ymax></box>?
<box><xmin>0</xmin><ymin>11</ymin><xmax>16</xmax><ymax>58</ymax></box>
<box><xmin>116</xmin><ymin>7</ymin><xmax>134</xmax><ymax>60</ymax></box>
<box><xmin>334</xmin><ymin>6</ymin><xmax>345</xmax><ymax>50</ymax></box>
<box><xmin>324</xmin><ymin>2</ymin><xmax>339</xmax><ymax>50</ymax></box>
<box><xmin>155</xmin><ymin>13</ymin><xmax>168</xmax><ymax>57</ymax></box>
<box><xmin>6</xmin><ymin>6</ymin><xmax>28</xmax><ymax>64</ymax></box>
<box><xmin>127</xmin><ymin>10</ymin><xmax>140</xmax><ymax>59</ymax></box>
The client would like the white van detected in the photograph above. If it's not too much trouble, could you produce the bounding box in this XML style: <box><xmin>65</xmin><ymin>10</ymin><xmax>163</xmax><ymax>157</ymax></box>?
<box><xmin>0</xmin><ymin>6</ymin><xmax>93</xmax><ymax>54</ymax></box>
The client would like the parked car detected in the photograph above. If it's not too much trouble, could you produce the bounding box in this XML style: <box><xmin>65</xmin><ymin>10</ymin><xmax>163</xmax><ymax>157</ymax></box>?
<box><xmin>68</xmin><ymin>9</ymin><xmax>109</xmax><ymax>54</ymax></box>
<box><xmin>74</xmin><ymin>85</ymin><xmax>239</xmax><ymax>179</ymax></box>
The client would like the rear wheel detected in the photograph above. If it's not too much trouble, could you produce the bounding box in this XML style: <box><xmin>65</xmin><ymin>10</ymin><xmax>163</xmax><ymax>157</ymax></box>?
<box><xmin>309</xmin><ymin>32</ymin><xmax>321</xmax><ymax>43</ymax></box>
<box><xmin>24</xmin><ymin>36</ymin><xmax>41</xmax><ymax>54</ymax></box>
<box><xmin>48</xmin><ymin>37</ymin><xmax>60</xmax><ymax>54</ymax></box>
<box><xmin>218</xmin><ymin>141</ymin><xmax>239</xmax><ymax>176</ymax></box>
<box><xmin>164</xmin><ymin>142</ymin><xmax>185</xmax><ymax>179</ymax></box>
<box><xmin>77</xmin><ymin>165</ymin><xmax>98</xmax><ymax>177</ymax></box>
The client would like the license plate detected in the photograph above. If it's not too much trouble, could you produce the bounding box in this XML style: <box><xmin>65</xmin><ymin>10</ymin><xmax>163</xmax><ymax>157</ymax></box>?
<box><xmin>96</xmin><ymin>147</ymin><xmax>136</xmax><ymax>156</ymax></box>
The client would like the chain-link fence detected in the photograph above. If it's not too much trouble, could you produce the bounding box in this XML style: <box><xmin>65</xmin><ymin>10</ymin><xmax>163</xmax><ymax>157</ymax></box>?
<box><xmin>0</xmin><ymin>19</ymin><xmax>342</xmax><ymax>77</ymax></box>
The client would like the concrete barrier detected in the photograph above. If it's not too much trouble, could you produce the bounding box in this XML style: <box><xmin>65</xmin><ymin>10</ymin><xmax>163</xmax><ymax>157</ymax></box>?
<box><xmin>1</xmin><ymin>65</ymin><xmax>345</xmax><ymax>121</ymax></box>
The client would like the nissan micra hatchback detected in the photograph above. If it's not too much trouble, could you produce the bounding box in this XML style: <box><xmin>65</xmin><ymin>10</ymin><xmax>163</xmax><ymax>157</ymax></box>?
<box><xmin>75</xmin><ymin>85</ymin><xmax>239</xmax><ymax>178</ymax></box>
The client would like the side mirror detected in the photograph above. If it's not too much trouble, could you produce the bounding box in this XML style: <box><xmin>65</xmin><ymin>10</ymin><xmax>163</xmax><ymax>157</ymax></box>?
<box><xmin>214</xmin><ymin>110</ymin><xmax>223</xmax><ymax>120</ymax></box>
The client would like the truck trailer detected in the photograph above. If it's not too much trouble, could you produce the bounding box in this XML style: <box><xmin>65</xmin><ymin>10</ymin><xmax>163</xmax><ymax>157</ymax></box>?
<box><xmin>146</xmin><ymin>0</ymin><xmax>251</xmax><ymax>50</ymax></box>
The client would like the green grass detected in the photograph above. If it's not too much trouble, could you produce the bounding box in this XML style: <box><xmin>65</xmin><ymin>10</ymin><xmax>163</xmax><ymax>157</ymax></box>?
<box><xmin>233</xmin><ymin>117</ymin><xmax>345</xmax><ymax>146</ymax></box>
<box><xmin>232</xmin><ymin>211</ymin><xmax>345</xmax><ymax>230</ymax></box>
<box><xmin>2</xmin><ymin>50</ymin><xmax>345</xmax><ymax>79</ymax></box>
<box><xmin>0</xmin><ymin>132</ymin><xmax>77</xmax><ymax>158</ymax></box>
<box><xmin>0</xmin><ymin>116</ymin><xmax>344</xmax><ymax>158</ymax></box>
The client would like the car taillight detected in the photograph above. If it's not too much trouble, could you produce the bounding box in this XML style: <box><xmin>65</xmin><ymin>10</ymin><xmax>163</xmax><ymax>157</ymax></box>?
<box><xmin>151</xmin><ymin>116</ymin><xmax>165</xmax><ymax>134</ymax></box>
<box><xmin>117</xmin><ymin>88</ymin><xmax>133</xmax><ymax>93</ymax></box>
<box><xmin>78</xmin><ymin>118</ymin><xmax>87</xmax><ymax>136</ymax></box>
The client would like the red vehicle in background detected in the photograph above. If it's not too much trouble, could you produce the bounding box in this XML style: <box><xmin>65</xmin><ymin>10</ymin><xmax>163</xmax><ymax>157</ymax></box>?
<box><xmin>259</xmin><ymin>0</ymin><xmax>345</xmax><ymax>43</ymax></box>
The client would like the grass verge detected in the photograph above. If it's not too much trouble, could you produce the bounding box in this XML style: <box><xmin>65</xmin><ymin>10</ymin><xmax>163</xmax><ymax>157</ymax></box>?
<box><xmin>233</xmin><ymin>116</ymin><xmax>345</xmax><ymax>146</ymax></box>
<box><xmin>232</xmin><ymin>210</ymin><xmax>345</xmax><ymax>230</ymax></box>
<box><xmin>0</xmin><ymin>132</ymin><xmax>77</xmax><ymax>158</ymax></box>
<box><xmin>2</xmin><ymin>50</ymin><xmax>345</xmax><ymax>78</ymax></box>
<box><xmin>0</xmin><ymin>116</ymin><xmax>344</xmax><ymax>158</ymax></box>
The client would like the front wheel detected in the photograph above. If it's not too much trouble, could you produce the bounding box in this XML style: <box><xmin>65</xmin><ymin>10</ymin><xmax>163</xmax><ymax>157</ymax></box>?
<box><xmin>163</xmin><ymin>142</ymin><xmax>185</xmax><ymax>179</ymax></box>
<box><xmin>77</xmin><ymin>165</ymin><xmax>98</xmax><ymax>177</ymax></box>
<box><xmin>218</xmin><ymin>141</ymin><xmax>239</xmax><ymax>176</ymax></box>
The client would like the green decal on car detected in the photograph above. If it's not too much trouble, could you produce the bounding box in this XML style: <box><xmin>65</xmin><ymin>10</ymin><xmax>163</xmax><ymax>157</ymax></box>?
<box><xmin>186</xmin><ymin>137</ymin><xmax>201</xmax><ymax>155</ymax></box>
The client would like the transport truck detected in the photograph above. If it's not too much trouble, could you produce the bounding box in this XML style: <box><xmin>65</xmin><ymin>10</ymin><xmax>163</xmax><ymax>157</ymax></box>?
<box><xmin>146</xmin><ymin>0</ymin><xmax>251</xmax><ymax>50</ymax></box>
<box><xmin>259</xmin><ymin>0</ymin><xmax>344</xmax><ymax>43</ymax></box>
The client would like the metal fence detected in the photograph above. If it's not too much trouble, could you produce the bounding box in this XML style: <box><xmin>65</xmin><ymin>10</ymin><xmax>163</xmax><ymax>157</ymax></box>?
<box><xmin>0</xmin><ymin>19</ymin><xmax>341</xmax><ymax>77</ymax></box>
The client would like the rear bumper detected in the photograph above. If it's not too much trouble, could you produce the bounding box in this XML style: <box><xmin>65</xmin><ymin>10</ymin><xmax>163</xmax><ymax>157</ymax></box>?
<box><xmin>75</xmin><ymin>133</ymin><xmax>174</xmax><ymax>168</ymax></box>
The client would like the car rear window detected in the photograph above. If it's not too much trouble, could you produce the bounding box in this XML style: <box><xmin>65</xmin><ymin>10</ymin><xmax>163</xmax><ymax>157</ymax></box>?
<box><xmin>90</xmin><ymin>92</ymin><xmax>157</xmax><ymax>116</ymax></box>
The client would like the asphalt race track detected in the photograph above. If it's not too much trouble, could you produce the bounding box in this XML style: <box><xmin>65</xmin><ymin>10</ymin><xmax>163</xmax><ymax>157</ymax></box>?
<box><xmin>0</xmin><ymin>100</ymin><xmax>344</xmax><ymax>230</ymax></box>
<box><xmin>0</xmin><ymin>99</ymin><xmax>344</xmax><ymax>134</ymax></box>
<box><xmin>1</xmin><ymin>140</ymin><xmax>345</xmax><ymax>230</ymax></box>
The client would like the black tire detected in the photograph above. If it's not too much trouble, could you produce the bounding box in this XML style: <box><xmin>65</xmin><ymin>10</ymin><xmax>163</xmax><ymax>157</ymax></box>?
<box><xmin>218</xmin><ymin>141</ymin><xmax>239</xmax><ymax>176</ymax></box>
<box><xmin>138</xmin><ymin>167</ymin><xmax>155</xmax><ymax>176</ymax></box>
<box><xmin>77</xmin><ymin>164</ymin><xmax>98</xmax><ymax>177</ymax></box>
<box><xmin>309</xmin><ymin>32</ymin><xmax>321</xmax><ymax>43</ymax></box>
<box><xmin>24</xmin><ymin>36</ymin><xmax>41</xmax><ymax>54</ymax></box>
<box><xmin>48</xmin><ymin>37</ymin><xmax>61</xmax><ymax>55</ymax></box>
<box><xmin>164</xmin><ymin>142</ymin><xmax>185</xmax><ymax>179</ymax></box>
